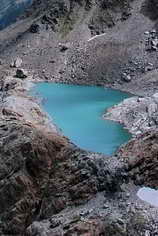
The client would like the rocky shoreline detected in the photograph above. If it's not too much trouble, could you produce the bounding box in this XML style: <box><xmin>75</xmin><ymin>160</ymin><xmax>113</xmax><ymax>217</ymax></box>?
<box><xmin>1</xmin><ymin>73</ymin><xmax>158</xmax><ymax>235</ymax></box>
<box><xmin>1</xmin><ymin>0</ymin><xmax>158</xmax><ymax>235</ymax></box>
<box><xmin>0</xmin><ymin>54</ymin><xmax>157</xmax><ymax>236</ymax></box>
<box><xmin>104</xmin><ymin>93</ymin><xmax>158</xmax><ymax>136</ymax></box>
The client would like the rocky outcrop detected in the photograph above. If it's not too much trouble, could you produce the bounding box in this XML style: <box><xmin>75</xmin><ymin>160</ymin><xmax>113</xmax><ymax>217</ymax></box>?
<box><xmin>16</xmin><ymin>68</ymin><xmax>28</xmax><ymax>78</ymax></box>
<box><xmin>118</xmin><ymin>130</ymin><xmax>158</xmax><ymax>188</ymax></box>
<box><xmin>10</xmin><ymin>57</ymin><xmax>23</xmax><ymax>68</ymax></box>
<box><xmin>29</xmin><ymin>0</ymin><xmax>132</xmax><ymax>36</ymax></box>
<box><xmin>0</xmin><ymin>75</ymin><xmax>57</xmax><ymax>133</ymax></box>
<box><xmin>26</xmin><ymin>207</ymin><xmax>158</xmax><ymax>236</ymax></box>
<box><xmin>104</xmin><ymin>93</ymin><xmax>158</xmax><ymax>135</ymax></box>
<box><xmin>0</xmin><ymin>116</ymin><xmax>68</xmax><ymax>235</ymax></box>
<box><xmin>88</xmin><ymin>0</ymin><xmax>132</xmax><ymax>35</ymax></box>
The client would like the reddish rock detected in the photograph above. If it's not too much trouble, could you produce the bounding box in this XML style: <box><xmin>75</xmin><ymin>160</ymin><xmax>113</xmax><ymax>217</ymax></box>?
<box><xmin>0</xmin><ymin>116</ymin><xmax>68</xmax><ymax>234</ymax></box>
<box><xmin>64</xmin><ymin>219</ymin><xmax>105</xmax><ymax>236</ymax></box>
<box><xmin>118</xmin><ymin>130</ymin><xmax>158</xmax><ymax>187</ymax></box>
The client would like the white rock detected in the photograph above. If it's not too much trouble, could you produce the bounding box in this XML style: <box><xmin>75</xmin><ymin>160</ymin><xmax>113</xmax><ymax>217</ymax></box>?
<box><xmin>148</xmin><ymin>103</ymin><xmax>157</xmax><ymax>117</ymax></box>
<box><xmin>151</xmin><ymin>29</ymin><xmax>156</xmax><ymax>34</ymax></box>
<box><xmin>11</xmin><ymin>57</ymin><xmax>23</xmax><ymax>68</ymax></box>
<box><xmin>144</xmin><ymin>31</ymin><xmax>150</xmax><ymax>35</ymax></box>
<box><xmin>145</xmin><ymin>230</ymin><xmax>150</xmax><ymax>236</ymax></box>
<box><xmin>152</xmin><ymin>93</ymin><xmax>158</xmax><ymax>100</ymax></box>
<box><xmin>151</xmin><ymin>38</ymin><xmax>158</xmax><ymax>47</ymax></box>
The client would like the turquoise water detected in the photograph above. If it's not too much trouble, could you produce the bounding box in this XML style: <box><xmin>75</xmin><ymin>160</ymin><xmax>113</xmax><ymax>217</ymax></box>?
<box><xmin>33</xmin><ymin>83</ymin><xmax>131</xmax><ymax>155</ymax></box>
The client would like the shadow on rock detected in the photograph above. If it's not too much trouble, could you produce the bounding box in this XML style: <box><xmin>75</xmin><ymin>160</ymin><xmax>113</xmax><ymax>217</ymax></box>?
<box><xmin>141</xmin><ymin>0</ymin><xmax>158</xmax><ymax>21</ymax></box>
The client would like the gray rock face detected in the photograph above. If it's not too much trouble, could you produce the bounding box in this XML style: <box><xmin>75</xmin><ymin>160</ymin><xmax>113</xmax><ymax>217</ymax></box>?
<box><xmin>104</xmin><ymin>93</ymin><xmax>158</xmax><ymax>135</ymax></box>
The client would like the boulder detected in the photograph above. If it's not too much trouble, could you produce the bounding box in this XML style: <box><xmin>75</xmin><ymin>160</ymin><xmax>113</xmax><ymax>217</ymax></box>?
<box><xmin>122</xmin><ymin>73</ymin><xmax>131</xmax><ymax>82</ymax></box>
<box><xmin>10</xmin><ymin>57</ymin><xmax>22</xmax><ymax>68</ymax></box>
<box><xmin>148</xmin><ymin>103</ymin><xmax>157</xmax><ymax>116</ymax></box>
<box><xmin>145</xmin><ymin>63</ymin><xmax>153</xmax><ymax>72</ymax></box>
<box><xmin>29</xmin><ymin>23</ymin><xmax>40</xmax><ymax>33</ymax></box>
<box><xmin>16</xmin><ymin>68</ymin><xmax>28</xmax><ymax>79</ymax></box>
<box><xmin>59</xmin><ymin>43</ymin><xmax>70</xmax><ymax>52</ymax></box>
<box><xmin>153</xmin><ymin>93</ymin><xmax>158</xmax><ymax>101</ymax></box>
<box><xmin>151</xmin><ymin>38</ymin><xmax>158</xmax><ymax>50</ymax></box>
